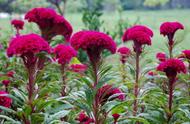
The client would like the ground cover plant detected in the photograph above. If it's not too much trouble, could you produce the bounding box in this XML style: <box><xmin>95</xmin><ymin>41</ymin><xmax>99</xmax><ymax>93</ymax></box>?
<box><xmin>0</xmin><ymin>6</ymin><xmax>190</xmax><ymax>124</ymax></box>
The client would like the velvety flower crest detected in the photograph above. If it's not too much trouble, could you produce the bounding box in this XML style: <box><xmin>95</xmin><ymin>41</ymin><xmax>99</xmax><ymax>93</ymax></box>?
<box><xmin>156</xmin><ymin>52</ymin><xmax>167</xmax><ymax>62</ymax></box>
<box><xmin>2</xmin><ymin>80</ymin><xmax>11</xmax><ymax>86</ymax></box>
<box><xmin>7</xmin><ymin>34</ymin><xmax>51</xmax><ymax>67</ymax></box>
<box><xmin>122</xmin><ymin>25</ymin><xmax>153</xmax><ymax>53</ymax></box>
<box><xmin>117</xmin><ymin>46</ymin><xmax>131</xmax><ymax>64</ymax></box>
<box><xmin>25</xmin><ymin>7</ymin><xmax>72</xmax><ymax>41</ymax></box>
<box><xmin>77</xmin><ymin>111</ymin><xmax>94</xmax><ymax>124</ymax></box>
<box><xmin>160</xmin><ymin>21</ymin><xmax>184</xmax><ymax>45</ymax></box>
<box><xmin>181</xmin><ymin>50</ymin><xmax>190</xmax><ymax>60</ymax></box>
<box><xmin>157</xmin><ymin>58</ymin><xmax>186</xmax><ymax>78</ymax></box>
<box><xmin>11</xmin><ymin>19</ymin><xmax>24</xmax><ymax>30</ymax></box>
<box><xmin>54</xmin><ymin>44</ymin><xmax>77</xmax><ymax>65</ymax></box>
<box><xmin>0</xmin><ymin>91</ymin><xmax>12</xmax><ymax>112</ymax></box>
<box><xmin>70</xmin><ymin>30</ymin><xmax>116</xmax><ymax>63</ymax></box>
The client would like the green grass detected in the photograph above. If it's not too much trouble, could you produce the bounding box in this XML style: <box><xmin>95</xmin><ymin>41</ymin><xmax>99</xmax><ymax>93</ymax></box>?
<box><xmin>1</xmin><ymin>9</ymin><xmax>190</xmax><ymax>59</ymax></box>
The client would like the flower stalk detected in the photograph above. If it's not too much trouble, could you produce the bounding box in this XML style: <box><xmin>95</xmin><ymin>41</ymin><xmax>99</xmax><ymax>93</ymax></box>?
<box><xmin>133</xmin><ymin>51</ymin><xmax>140</xmax><ymax>116</ymax></box>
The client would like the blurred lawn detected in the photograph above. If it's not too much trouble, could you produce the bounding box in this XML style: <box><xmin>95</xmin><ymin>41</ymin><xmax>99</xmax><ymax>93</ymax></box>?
<box><xmin>1</xmin><ymin>9</ymin><xmax>190</xmax><ymax>59</ymax></box>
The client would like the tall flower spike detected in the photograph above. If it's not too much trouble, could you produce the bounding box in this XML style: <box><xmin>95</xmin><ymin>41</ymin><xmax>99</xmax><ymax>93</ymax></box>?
<box><xmin>25</xmin><ymin>7</ymin><xmax>73</xmax><ymax>41</ymax></box>
<box><xmin>7</xmin><ymin>34</ymin><xmax>51</xmax><ymax>68</ymax></box>
<box><xmin>70</xmin><ymin>30</ymin><xmax>116</xmax><ymax>64</ymax></box>
<box><xmin>122</xmin><ymin>25</ymin><xmax>153</xmax><ymax>53</ymax></box>
<box><xmin>53</xmin><ymin>44</ymin><xmax>77</xmax><ymax>65</ymax></box>
<box><xmin>0</xmin><ymin>91</ymin><xmax>12</xmax><ymax>112</ymax></box>
<box><xmin>160</xmin><ymin>21</ymin><xmax>184</xmax><ymax>45</ymax></box>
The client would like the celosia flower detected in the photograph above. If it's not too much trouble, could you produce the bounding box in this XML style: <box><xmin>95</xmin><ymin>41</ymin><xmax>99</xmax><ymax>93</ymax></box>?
<box><xmin>117</xmin><ymin>46</ymin><xmax>131</xmax><ymax>64</ymax></box>
<box><xmin>6</xmin><ymin>71</ymin><xmax>15</xmax><ymax>78</ymax></box>
<box><xmin>147</xmin><ymin>71</ymin><xmax>157</xmax><ymax>76</ymax></box>
<box><xmin>95</xmin><ymin>84</ymin><xmax>125</xmax><ymax>105</ymax></box>
<box><xmin>70</xmin><ymin>64</ymin><xmax>87</xmax><ymax>73</ymax></box>
<box><xmin>156</xmin><ymin>52</ymin><xmax>167</xmax><ymax>62</ymax></box>
<box><xmin>0</xmin><ymin>91</ymin><xmax>12</xmax><ymax>112</ymax></box>
<box><xmin>11</xmin><ymin>19</ymin><xmax>24</xmax><ymax>30</ymax></box>
<box><xmin>7</xmin><ymin>34</ymin><xmax>51</xmax><ymax>68</ymax></box>
<box><xmin>77</xmin><ymin>111</ymin><xmax>94</xmax><ymax>124</ymax></box>
<box><xmin>70</xmin><ymin>31</ymin><xmax>116</xmax><ymax>63</ymax></box>
<box><xmin>122</xmin><ymin>25</ymin><xmax>153</xmax><ymax>53</ymax></box>
<box><xmin>112</xmin><ymin>113</ymin><xmax>120</xmax><ymax>123</ymax></box>
<box><xmin>2</xmin><ymin>80</ymin><xmax>11</xmax><ymax>86</ymax></box>
<box><xmin>181</xmin><ymin>50</ymin><xmax>190</xmax><ymax>60</ymax></box>
<box><xmin>54</xmin><ymin>44</ymin><xmax>77</xmax><ymax>65</ymax></box>
<box><xmin>160</xmin><ymin>21</ymin><xmax>184</xmax><ymax>45</ymax></box>
<box><xmin>25</xmin><ymin>7</ymin><xmax>72</xmax><ymax>41</ymax></box>
<box><xmin>157</xmin><ymin>58</ymin><xmax>186</xmax><ymax>78</ymax></box>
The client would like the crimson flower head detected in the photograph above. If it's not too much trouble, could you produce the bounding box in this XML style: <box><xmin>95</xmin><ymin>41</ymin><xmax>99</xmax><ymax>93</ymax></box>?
<box><xmin>0</xmin><ymin>91</ymin><xmax>12</xmax><ymax>112</ymax></box>
<box><xmin>70</xmin><ymin>64</ymin><xmax>87</xmax><ymax>73</ymax></box>
<box><xmin>112</xmin><ymin>113</ymin><xmax>120</xmax><ymax>123</ymax></box>
<box><xmin>147</xmin><ymin>71</ymin><xmax>157</xmax><ymax>76</ymax></box>
<box><xmin>2</xmin><ymin>80</ymin><xmax>11</xmax><ymax>87</ymax></box>
<box><xmin>117</xmin><ymin>46</ymin><xmax>131</xmax><ymax>64</ymax></box>
<box><xmin>77</xmin><ymin>111</ymin><xmax>94</xmax><ymax>124</ymax></box>
<box><xmin>157</xmin><ymin>58</ymin><xmax>186</xmax><ymax>78</ymax></box>
<box><xmin>70</xmin><ymin>30</ymin><xmax>116</xmax><ymax>63</ymax></box>
<box><xmin>122</xmin><ymin>25</ymin><xmax>153</xmax><ymax>53</ymax></box>
<box><xmin>25</xmin><ymin>7</ymin><xmax>72</xmax><ymax>41</ymax></box>
<box><xmin>6</xmin><ymin>71</ymin><xmax>15</xmax><ymax>78</ymax></box>
<box><xmin>156</xmin><ymin>52</ymin><xmax>167</xmax><ymax>62</ymax></box>
<box><xmin>160</xmin><ymin>21</ymin><xmax>184</xmax><ymax>45</ymax></box>
<box><xmin>7</xmin><ymin>34</ymin><xmax>51</xmax><ymax>68</ymax></box>
<box><xmin>95</xmin><ymin>84</ymin><xmax>125</xmax><ymax>106</ymax></box>
<box><xmin>181</xmin><ymin>50</ymin><xmax>190</xmax><ymax>60</ymax></box>
<box><xmin>53</xmin><ymin>44</ymin><xmax>77</xmax><ymax>65</ymax></box>
<box><xmin>11</xmin><ymin>19</ymin><xmax>24</xmax><ymax>30</ymax></box>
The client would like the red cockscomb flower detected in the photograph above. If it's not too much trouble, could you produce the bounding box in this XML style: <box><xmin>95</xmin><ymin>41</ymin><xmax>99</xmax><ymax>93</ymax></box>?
<box><xmin>77</xmin><ymin>111</ymin><xmax>94</xmax><ymax>124</ymax></box>
<box><xmin>117</xmin><ymin>46</ymin><xmax>131</xmax><ymax>64</ymax></box>
<box><xmin>11</xmin><ymin>19</ymin><xmax>24</xmax><ymax>30</ymax></box>
<box><xmin>112</xmin><ymin>113</ymin><xmax>120</xmax><ymax>124</ymax></box>
<box><xmin>70</xmin><ymin>31</ymin><xmax>116</xmax><ymax>63</ymax></box>
<box><xmin>6</xmin><ymin>71</ymin><xmax>15</xmax><ymax>78</ymax></box>
<box><xmin>96</xmin><ymin>84</ymin><xmax>125</xmax><ymax>105</ymax></box>
<box><xmin>25</xmin><ymin>7</ymin><xmax>72</xmax><ymax>41</ymax></box>
<box><xmin>0</xmin><ymin>91</ymin><xmax>12</xmax><ymax>112</ymax></box>
<box><xmin>54</xmin><ymin>44</ymin><xmax>77</xmax><ymax>65</ymax></box>
<box><xmin>122</xmin><ymin>25</ymin><xmax>153</xmax><ymax>53</ymax></box>
<box><xmin>157</xmin><ymin>58</ymin><xmax>186</xmax><ymax>78</ymax></box>
<box><xmin>7</xmin><ymin>34</ymin><xmax>51</xmax><ymax>67</ymax></box>
<box><xmin>181</xmin><ymin>50</ymin><xmax>190</xmax><ymax>60</ymax></box>
<box><xmin>117</xmin><ymin>46</ymin><xmax>131</xmax><ymax>56</ymax></box>
<box><xmin>2</xmin><ymin>80</ymin><xmax>10</xmax><ymax>86</ymax></box>
<box><xmin>70</xmin><ymin>64</ymin><xmax>87</xmax><ymax>73</ymax></box>
<box><xmin>160</xmin><ymin>21</ymin><xmax>184</xmax><ymax>45</ymax></box>
<box><xmin>147</xmin><ymin>71</ymin><xmax>157</xmax><ymax>77</ymax></box>
<box><xmin>156</xmin><ymin>52</ymin><xmax>167</xmax><ymax>62</ymax></box>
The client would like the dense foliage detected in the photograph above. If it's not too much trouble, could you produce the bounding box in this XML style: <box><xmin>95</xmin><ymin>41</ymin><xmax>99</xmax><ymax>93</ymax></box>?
<box><xmin>0</xmin><ymin>6</ymin><xmax>190</xmax><ymax>124</ymax></box>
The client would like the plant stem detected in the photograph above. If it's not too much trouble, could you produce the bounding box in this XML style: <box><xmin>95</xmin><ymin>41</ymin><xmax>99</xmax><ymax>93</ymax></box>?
<box><xmin>61</xmin><ymin>65</ymin><xmax>67</xmax><ymax>96</ymax></box>
<box><xmin>27</xmin><ymin>66</ymin><xmax>36</xmax><ymax>113</ymax></box>
<box><xmin>168</xmin><ymin>77</ymin><xmax>175</xmax><ymax>122</ymax></box>
<box><xmin>133</xmin><ymin>51</ymin><xmax>140</xmax><ymax>116</ymax></box>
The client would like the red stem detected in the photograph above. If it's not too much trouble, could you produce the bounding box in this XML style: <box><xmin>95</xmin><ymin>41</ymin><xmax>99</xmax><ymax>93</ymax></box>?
<box><xmin>168</xmin><ymin>77</ymin><xmax>175</xmax><ymax>122</ymax></box>
<box><xmin>133</xmin><ymin>51</ymin><xmax>140</xmax><ymax>116</ymax></box>
<box><xmin>61</xmin><ymin>65</ymin><xmax>67</xmax><ymax>96</ymax></box>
